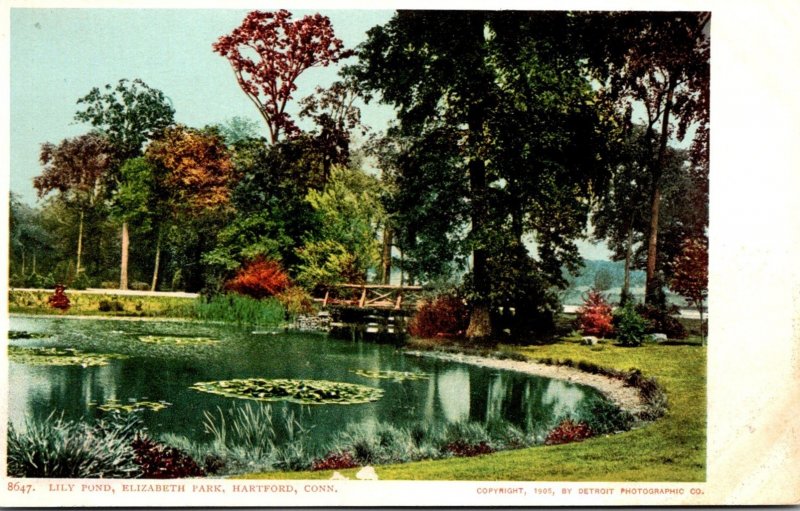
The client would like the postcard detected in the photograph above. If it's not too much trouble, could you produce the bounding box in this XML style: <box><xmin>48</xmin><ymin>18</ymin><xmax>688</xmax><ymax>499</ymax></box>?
<box><xmin>1</xmin><ymin>0</ymin><xmax>798</xmax><ymax>507</ymax></box>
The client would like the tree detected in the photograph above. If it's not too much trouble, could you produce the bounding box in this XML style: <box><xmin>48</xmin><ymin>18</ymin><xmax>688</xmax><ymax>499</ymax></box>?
<box><xmin>669</xmin><ymin>236</ymin><xmax>708</xmax><ymax>345</ymax></box>
<box><xmin>145</xmin><ymin>126</ymin><xmax>236</xmax><ymax>292</ymax></box>
<box><xmin>213</xmin><ymin>10</ymin><xmax>352</xmax><ymax>143</ymax></box>
<box><xmin>9</xmin><ymin>193</ymin><xmax>53</xmax><ymax>283</ymax></box>
<box><xmin>581</xmin><ymin>12</ymin><xmax>710</xmax><ymax>305</ymax></box>
<box><xmin>34</xmin><ymin>133</ymin><xmax>114</xmax><ymax>277</ymax></box>
<box><xmin>354</xmin><ymin>11</ymin><xmax>613</xmax><ymax>340</ymax></box>
<box><xmin>75</xmin><ymin>78</ymin><xmax>176</xmax><ymax>289</ymax></box>
<box><xmin>296</xmin><ymin>165</ymin><xmax>383</xmax><ymax>288</ymax></box>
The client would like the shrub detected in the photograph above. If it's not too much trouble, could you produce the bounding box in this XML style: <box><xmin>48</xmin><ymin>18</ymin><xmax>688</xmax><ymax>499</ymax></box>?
<box><xmin>225</xmin><ymin>257</ymin><xmax>291</xmax><ymax>299</ymax></box>
<box><xmin>576</xmin><ymin>289</ymin><xmax>614</xmax><ymax>338</ymax></box>
<box><xmin>311</xmin><ymin>451</ymin><xmax>358</xmax><ymax>471</ymax></box>
<box><xmin>71</xmin><ymin>272</ymin><xmax>93</xmax><ymax>290</ymax></box>
<box><xmin>444</xmin><ymin>440</ymin><xmax>494</xmax><ymax>457</ymax></box>
<box><xmin>614</xmin><ymin>302</ymin><xmax>649</xmax><ymax>346</ymax></box>
<box><xmin>276</xmin><ymin>286</ymin><xmax>315</xmax><ymax>318</ymax></box>
<box><xmin>130</xmin><ymin>281</ymin><xmax>150</xmax><ymax>291</ymax></box>
<box><xmin>544</xmin><ymin>419</ymin><xmax>593</xmax><ymax>445</ymax></box>
<box><xmin>635</xmin><ymin>303</ymin><xmax>687</xmax><ymax>339</ymax></box>
<box><xmin>131</xmin><ymin>436</ymin><xmax>205</xmax><ymax>478</ymax></box>
<box><xmin>578</xmin><ymin>399</ymin><xmax>635</xmax><ymax>435</ymax></box>
<box><xmin>407</xmin><ymin>293</ymin><xmax>470</xmax><ymax>339</ymax></box>
<box><xmin>48</xmin><ymin>285</ymin><xmax>71</xmax><ymax>310</ymax></box>
<box><xmin>98</xmin><ymin>299</ymin><xmax>124</xmax><ymax>312</ymax></box>
<box><xmin>7</xmin><ymin>413</ymin><xmax>141</xmax><ymax>478</ymax></box>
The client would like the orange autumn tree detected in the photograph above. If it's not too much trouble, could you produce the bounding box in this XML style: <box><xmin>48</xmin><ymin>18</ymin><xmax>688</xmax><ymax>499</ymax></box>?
<box><xmin>225</xmin><ymin>258</ymin><xmax>291</xmax><ymax>299</ymax></box>
<box><xmin>146</xmin><ymin>125</ymin><xmax>235</xmax><ymax>214</ymax></box>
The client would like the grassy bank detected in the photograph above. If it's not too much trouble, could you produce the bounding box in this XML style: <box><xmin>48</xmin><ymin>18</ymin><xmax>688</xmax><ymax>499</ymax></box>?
<box><xmin>239</xmin><ymin>337</ymin><xmax>706</xmax><ymax>481</ymax></box>
<box><xmin>9</xmin><ymin>290</ymin><xmax>196</xmax><ymax>318</ymax></box>
<box><xmin>8</xmin><ymin>290</ymin><xmax>286</xmax><ymax>328</ymax></box>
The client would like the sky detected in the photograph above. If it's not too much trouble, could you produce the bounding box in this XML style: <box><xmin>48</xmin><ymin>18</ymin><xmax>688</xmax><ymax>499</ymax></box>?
<box><xmin>9</xmin><ymin>8</ymin><xmax>613</xmax><ymax>259</ymax></box>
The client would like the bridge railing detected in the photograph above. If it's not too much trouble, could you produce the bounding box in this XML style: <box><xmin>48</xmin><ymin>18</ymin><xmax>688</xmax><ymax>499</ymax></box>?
<box><xmin>318</xmin><ymin>284</ymin><xmax>424</xmax><ymax>310</ymax></box>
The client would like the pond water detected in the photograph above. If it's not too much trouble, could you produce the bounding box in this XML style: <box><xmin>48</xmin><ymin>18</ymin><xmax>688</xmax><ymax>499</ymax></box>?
<box><xmin>8</xmin><ymin>316</ymin><xmax>608</xmax><ymax>450</ymax></box>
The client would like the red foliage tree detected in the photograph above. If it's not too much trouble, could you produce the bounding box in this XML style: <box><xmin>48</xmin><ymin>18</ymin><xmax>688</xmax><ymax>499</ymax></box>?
<box><xmin>225</xmin><ymin>258</ymin><xmax>291</xmax><ymax>299</ymax></box>
<box><xmin>669</xmin><ymin>236</ymin><xmax>708</xmax><ymax>345</ymax></box>
<box><xmin>577</xmin><ymin>289</ymin><xmax>614</xmax><ymax>338</ymax></box>
<box><xmin>213</xmin><ymin>10</ymin><xmax>352</xmax><ymax>143</ymax></box>
<box><xmin>407</xmin><ymin>294</ymin><xmax>470</xmax><ymax>339</ymax></box>
<box><xmin>48</xmin><ymin>285</ymin><xmax>71</xmax><ymax>311</ymax></box>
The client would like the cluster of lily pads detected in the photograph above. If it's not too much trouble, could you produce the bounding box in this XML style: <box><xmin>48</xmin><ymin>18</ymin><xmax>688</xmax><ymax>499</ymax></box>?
<box><xmin>9</xmin><ymin>330</ymin><xmax>48</xmax><ymax>340</ymax></box>
<box><xmin>139</xmin><ymin>335</ymin><xmax>219</xmax><ymax>346</ymax></box>
<box><xmin>191</xmin><ymin>378</ymin><xmax>385</xmax><ymax>405</ymax></box>
<box><xmin>8</xmin><ymin>345</ymin><xmax>127</xmax><ymax>367</ymax></box>
<box><xmin>351</xmin><ymin>369</ymin><xmax>431</xmax><ymax>381</ymax></box>
<box><xmin>90</xmin><ymin>398</ymin><xmax>172</xmax><ymax>413</ymax></box>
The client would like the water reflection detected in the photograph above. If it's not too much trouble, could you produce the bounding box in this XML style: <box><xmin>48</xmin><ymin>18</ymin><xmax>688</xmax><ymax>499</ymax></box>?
<box><xmin>8</xmin><ymin>317</ymin><xmax>606</xmax><ymax>447</ymax></box>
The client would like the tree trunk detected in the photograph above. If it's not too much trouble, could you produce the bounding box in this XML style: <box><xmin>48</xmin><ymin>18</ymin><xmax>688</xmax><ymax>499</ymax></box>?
<box><xmin>76</xmin><ymin>209</ymin><xmax>84</xmax><ymax>275</ymax></box>
<box><xmin>621</xmin><ymin>217</ymin><xmax>634</xmax><ymax>306</ymax></box>
<box><xmin>645</xmin><ymin>74</ymin><xmax>677</xmax><ymax>306</ymax></box>
<box><xmin>698</xmin><ymin>304</ymin><xmax>705</xmax><ymax>347</ymax></box>
<box><xmin>21</xmin><ymin>250</ymin><xmax>25</xmax><ymax>276</ymax></box>
<box><xmin>381</xmin><ymin>223</ymin><xmax>393</xmax><ymax>285</ymax></box>
<box><xmin>465</xmin><ymin>111</ymin><xmax>492</xmax><ymax>341</ymax></box>
<box><xmin>150</xmin><ymin>229</ymin><xmax>162</xmax><ymax>292</ymax></box>
<box><xmin>120</xmin><ymin>222</ymin><xmax>129</xmax><ymax>290</ymax></box>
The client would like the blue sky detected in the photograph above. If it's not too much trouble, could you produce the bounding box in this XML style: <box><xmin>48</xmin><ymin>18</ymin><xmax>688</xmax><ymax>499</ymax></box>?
<box><xmin>9</xmin><ymin>8</ymin><xmax>612</xmax><ymax>259</ymax></box>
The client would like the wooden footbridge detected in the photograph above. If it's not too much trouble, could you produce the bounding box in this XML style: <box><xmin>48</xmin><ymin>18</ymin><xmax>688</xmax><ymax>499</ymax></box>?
<box><xmin>318</xmin><ymin>284</ymin><xmax>424</xmax><ymax>310</ymax></box>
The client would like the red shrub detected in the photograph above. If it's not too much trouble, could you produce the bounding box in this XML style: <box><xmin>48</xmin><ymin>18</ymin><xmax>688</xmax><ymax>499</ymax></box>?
<box><xmin>225</xmin><ymin>258</ymin><xmax>291</xmax><ymax>299</ymax></box>
<box><xmin>311</xmin><ymin>451</ymin><xmax>359</xmax><ymax>471</ymax></box>
<box><xmin>444</xmin><ymin>441</ymin><xmax>494</xmax><ymax>457</ymax></box>
<box><xmin>131</xmin><ymin>436</ymin><xmax>205</xmax><ymax>478</ymax></box>
<box><xmin>407</xmin><ymin>294</ymin><xmax>470</xmax><ymax>339</ymax></box>
<box><xmin>48</xmin><ymin>285</ymin><xmax>71</xmax><ymax>311</ymax></box>
<box><xmin>576</xmin><ymin>290</ymin><xmax>614</xmax><ymax>338</ymax></box>
<box><xmin>545</xmin><ymin>419</ymin><xmax>593</xmax><ymax>445</ymax></box>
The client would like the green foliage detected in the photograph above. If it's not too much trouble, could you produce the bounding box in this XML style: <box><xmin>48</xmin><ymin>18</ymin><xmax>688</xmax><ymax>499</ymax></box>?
<box><xmin>295</xmin><ymin>165</ymin><xmax>384</xmax><ymax>288</ymax></box>
<box><xmin>193</xmin><ymin>293</ymin><xmax>285</xmax><ymax>327</ymax></box>
<box><xmin>275</xmin><ymin>286</ymin><xmax>315</xmax><ymax>318</ymax></box>
<box><xmin>613</xmin><ymin>302</ymin><xmax>649</xmax><ymax>346</ymax></box>
<box><xmin>7</xmin><ymin>412</ymin><xmax>142</xmax><ymax>478</ymax></box>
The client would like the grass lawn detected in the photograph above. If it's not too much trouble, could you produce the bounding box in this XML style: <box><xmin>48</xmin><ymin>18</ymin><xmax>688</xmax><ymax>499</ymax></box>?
<box><xmin>237</xmin><ymin>337</ymin><xmax>706</xmax><ymax>481</ymax></box>
<box><xmin>8</xmin><ymin>290</ymin><xmax>196</xmax><ymax>318</ymax></box>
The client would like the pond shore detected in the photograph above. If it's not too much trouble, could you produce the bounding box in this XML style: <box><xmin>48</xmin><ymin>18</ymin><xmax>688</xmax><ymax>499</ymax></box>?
<box><xmin>404</xmin><ymin>349</ymin><xmax>648</xmax><ymax>417</ymax></box>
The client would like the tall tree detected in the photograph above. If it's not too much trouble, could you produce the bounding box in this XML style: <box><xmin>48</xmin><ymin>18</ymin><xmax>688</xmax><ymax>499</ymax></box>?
<box><xmin>213</xmin><ymin>10</ymin><xmax>352</xmax><ymax>143</ymax></box>
<box><xmin>74</xmin><ymin>78</ymin><xmax>175</xmax><ymax>289</ymax></box>
<box><xmin>581</xmin><ymin>12</ymin><xmax>710</xmax><ymax>305</ymax></box>
<box><xmin>669</xmin><ymin>236</ymin><xmax>708</xmax><ymax>345</ymax></box>
<box><xmin>33</xmin><ymin>133</ymin><xmax>114</xmax><ymax>277</ymax></box>
<box><xmin>355</xmin><ymin>11</ymin><xmax>612</xmax><ymax>340</ymax></box>
<box><xmin>145</xmin><ymin>125</ymin><xmax>236</xmax><ymax>292</ymax></box>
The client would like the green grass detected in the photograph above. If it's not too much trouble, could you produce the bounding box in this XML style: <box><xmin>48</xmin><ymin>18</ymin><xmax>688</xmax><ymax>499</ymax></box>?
<box><xmin>8</xmin><ymin>290</ymin><xmax>196</xmax><ymax>318</ymax></box>
<box><xmin>237</xmin><ymin>337</ymin><xmax>706</xmax><ymax>481</ymax></box>
<box><xmin>8</xmin><ymin>290</ymin><xmax>286</xmax><ymax>327</ymax></box>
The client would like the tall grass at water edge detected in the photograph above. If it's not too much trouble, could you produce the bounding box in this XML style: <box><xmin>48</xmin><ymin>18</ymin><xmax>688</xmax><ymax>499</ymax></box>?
<box><xmin>193</xmin><ymin>294</ymin><xmax>285</xmax><ymax>327</ymax></box>
<box><xmin>157</xmin><ymin>399</ymin><xmax>633</xmax><ymax>476</ymax></box>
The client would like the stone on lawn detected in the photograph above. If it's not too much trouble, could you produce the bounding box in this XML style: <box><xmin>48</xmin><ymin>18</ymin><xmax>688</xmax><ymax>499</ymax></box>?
<box><xmin>581</xmin><ymin>336</ymin><xmax>599</xmax><ymax>346</ymax></box>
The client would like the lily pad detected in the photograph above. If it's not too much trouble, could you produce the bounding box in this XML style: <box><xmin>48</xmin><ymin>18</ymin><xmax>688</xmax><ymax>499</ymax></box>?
<box><xmin>8</xmin><ymin>346</ymin><xmax>127</xmax><ymax>367</ymax></box>
<box><xmin>191</xmin><ymin>378</ymin><xmax>384</xmax><ymax>405</ymax></box>
<box><xmin>91</xmin><ymin>398</ymin><xmax>172</xmax><ymax>413</ymax></box>
<box><xmin>9</xmin><ymin>330</ymin><xmax>47</xmax><ymax>340</ymax></box>
<box><xmin>139</xmin><ymin>335</ymin><xmax>219</xmax><ymax>346</ymax></box>
<box><xmin>352</xmin><ymin>369</ymin><xmax>431</xmax><ymax>381</ymax></box>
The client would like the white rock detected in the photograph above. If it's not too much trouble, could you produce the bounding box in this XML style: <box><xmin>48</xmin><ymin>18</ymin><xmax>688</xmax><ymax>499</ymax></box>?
<box><xmin>329</xmin><ymin>471</ymin><xmax>349</xmax><ymax>480</ymax></box>
<box><xmin>355</xmin><ymin>466</ymin><xmax>379</xmax><ymax>480</ymax></box>
<box><xmin>581</xmin><ymin>336</ymin><xmax>599</xmax><ymax>346</ymax></box>
<box><xmin>650</xmin><ymin>333</ymin><xmax>668</xmax><ymax>342</ymax></box>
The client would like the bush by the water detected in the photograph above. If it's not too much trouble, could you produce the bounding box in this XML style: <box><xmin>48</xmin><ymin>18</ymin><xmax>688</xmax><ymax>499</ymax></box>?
<box><xmin>8</xmin><ymin>412</ymin><xmax>207</xmax><ymax>479</ymax></box>
<box><xmin>194</xmin><ymin>293</ymin><xmax>285</xmax><ymax>327</ymax></box>
<box><xmin>276</xmin><ymin>286</ymin><xmax>315</xmax><ymax>318</ymax></box>
<box><xmin>98</xmin><ymin>299</ymin><xmax>125</xmax><ymax>312</ymax></box>
<box><xmin>544</xmin><ymin>419</ymin><xmax>593</xmax><ymax>445</ymax></box>
<box><xmin>613</xmin><ymin>302</ymin><xmax>649</xmax><ymax>346</ymax></box>
<box><xmin>407</xmin><ymin>293</ymin><xmax>470</xmax><ymax>339</ymax></box>
<box><xmin>635</xmin><ymin>303</ymin><xmax>687</xmax><ymax>339</ymax></box>
<box><xmin>576</xmin><ymin>290</ymin><xmax>614</xmax><ymax>338</ymax></box>
<box><xmin>7</xmin><ymin>413</ymin><xmax>142</xmax><ymax>478</ymax></box>
<box><xmin>225</xmin><ymin>258</ymin><xmax>291</xmax><ymax>299</ymax></box>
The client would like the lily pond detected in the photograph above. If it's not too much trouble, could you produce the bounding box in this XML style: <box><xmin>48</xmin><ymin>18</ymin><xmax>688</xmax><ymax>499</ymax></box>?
<box><xmin>8</xmin><ymin>316</ymin><xmax>611</xmax><ymax>457</ymax></box>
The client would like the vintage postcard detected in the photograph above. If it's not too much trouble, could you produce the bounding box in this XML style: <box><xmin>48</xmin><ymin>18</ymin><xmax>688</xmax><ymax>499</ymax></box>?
<box><xmin>1</xmin><ymin>0</ymin><xmax>798</xmax><ymax>507</ymax></box>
